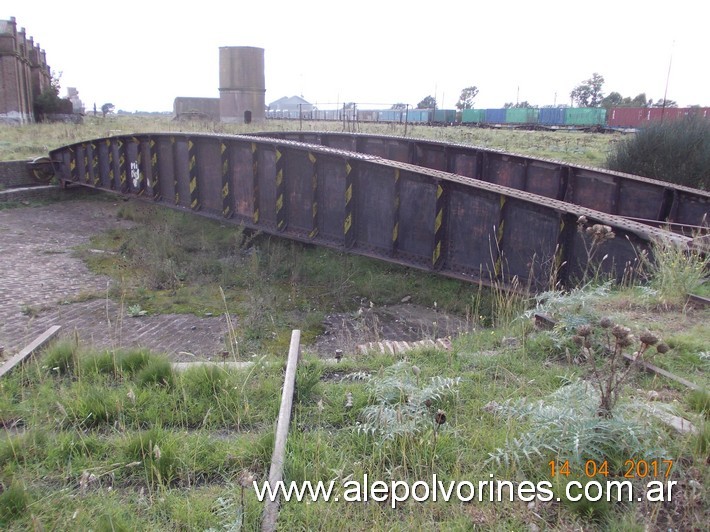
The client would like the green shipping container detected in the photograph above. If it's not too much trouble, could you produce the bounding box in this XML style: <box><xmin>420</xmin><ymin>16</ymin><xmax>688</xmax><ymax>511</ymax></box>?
<box><xmin>505</xmin><ymin>108</ymin><xmax>540</xmax><ymax>124</ymax></box>
<box><xmin>564</xmin><ymin>108</ymin><xmax>607</xmax><ymax>126</ymax></box>
<box><xmin>461</xmin><ymin>109</ymin><xmax>486</xmax><ymax>123</ymax></box>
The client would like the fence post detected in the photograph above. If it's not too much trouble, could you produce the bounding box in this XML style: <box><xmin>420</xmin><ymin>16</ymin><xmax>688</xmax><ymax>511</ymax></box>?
<box><xmin>261</xmin><ymin>329</ymin><xmax>301</xmax><ymax>531</ymax></box>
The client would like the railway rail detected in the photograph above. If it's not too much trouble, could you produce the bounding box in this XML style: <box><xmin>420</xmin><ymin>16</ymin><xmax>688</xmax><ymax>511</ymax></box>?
<box><xmin>43</xmin><ymin>132</ymin><xmax>696</xmax><ymax>291</ymax></box>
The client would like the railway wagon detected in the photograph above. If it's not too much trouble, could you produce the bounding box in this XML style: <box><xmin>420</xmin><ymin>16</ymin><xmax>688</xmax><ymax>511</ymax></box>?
<box><xmin>378</xmin><ymin>110</ymin><xmax>405</xmax><ymax>123</ymax></box>
<box><xmin>461</xmin><ymin>109</ymin><xmax>486</xmax><ymax>124</ymax></box>
<box><xmin>505</xmin><ymin>108</ymin><xmax>540</xmax><ymax>124</ymax></box>
<box><xmin>406</xmin><ymin>109</ymin><xmax>431</xmax><ymax>123</ymax></box>
<box><xmin>484</xmin><ymin>109</ymin><xmax>507</xmax><ymax>124</ymax></box>
<box><xmin>539</xmin><ymin>108</ymin><xmax>566</xmax><ymax>126</ymax></box>
<box><xmin>564</xmin><ymin>107</ymin><xmax>607</xmax><ymax>127</ymax></box>
<box><xmin>607</xmin><ymin>106</ymin><xmax>710</xmax><ymax>128</ymax></box>
<box><xmin>433</xmin><ymin>109</ymin><xmax>457</xmax><ymax>123</ymax></box>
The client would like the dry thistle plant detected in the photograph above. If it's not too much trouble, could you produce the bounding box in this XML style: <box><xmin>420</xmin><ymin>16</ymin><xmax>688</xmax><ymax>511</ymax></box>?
<box><xmin>576</xmin><ymin>216</ymin><xmax>616</xmax><ymax>282</ymax></box>
<box><xmin>571</xmin><ymin>318</ymin><xmax>669</xmax><ymax>417</ymax></box>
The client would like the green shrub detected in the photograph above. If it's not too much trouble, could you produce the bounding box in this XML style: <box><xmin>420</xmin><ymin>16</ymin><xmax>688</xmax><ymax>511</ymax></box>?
<box><xmin>607</xmin><ymin>115</ymin><xmax>710</xmax><ymax>190</ymax></box>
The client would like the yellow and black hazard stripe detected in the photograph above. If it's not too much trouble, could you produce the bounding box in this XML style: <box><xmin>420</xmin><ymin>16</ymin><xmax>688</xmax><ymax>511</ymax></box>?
<box><xmin>118</xmin><ymin>139</ymin><xmax>128</xmax><ymax>193</ymax></box>
<box><xmin>188</xmin><ymin>138</ymin><xmax>199</xmax><ymax>210</ymax></box>
<box><xmin>392</xmin><ymin>168</ymin><xmax>401</xmax><ymax>252</ymax></box>
<box><xmin>82</xmin><ymin>143</ymin><xmax>89</xmax><ymax>184</ymax></box>
<box><xmin>309</xmin><ymin>152</ymin><xmax>318</xmax><ymax>238</ymax></box>
<box><xmin>344</xmin><ymin>160</ymin><xmax>354</xmax><ymax>247</ymax></box>
<box><xmin>149</xmin><ymin>137</ymin><xmax>159</xmax><ymax>200</ymax></box>
<box><xmin>275</xmin><ymin>148</ymin><xmax>285</xmax><ymax>230</ymax></box>
<box><xmin>493</xmin><ymin>195</ymin><xmax>507</xmax><ymax>278</ymax></box>
<box><xmin>106</xmin><ymin>139</ymin><xmax>115</xmax><ymax>189</ymax></box>
<box><xmin>91</xmin><ymin>142</ymin><xmax>100</xmax><ymax>187</ymax></box>
<box><xmin>432</xmin><ymin>182</ymin><xmax>446</xmax><ymax>268</ymax></box>
<box><xmin>252</xmin><ymin>142</ymin><xmax>259</xmax><ymax>223</ymax></box>
<box><xmin>171</xmin><ymin>136</ymin><xmax>179</xmax><ymax>204</ymax></box>
<box><xmin>68</xmin><ymin>147</ymin><xmax>77</xmax><ymax>182</ymax></box>
<box><xmin>221</xmin><ymin>141</ymin><xmax>232</xmax><ymax>218</ymax></box>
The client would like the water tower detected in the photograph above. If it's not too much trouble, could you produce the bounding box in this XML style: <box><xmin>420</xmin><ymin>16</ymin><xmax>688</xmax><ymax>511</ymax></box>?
<box><xmin>219</xmin><ymin>46</ymin><xmax>265</xmax><ymax>124</ymax></box>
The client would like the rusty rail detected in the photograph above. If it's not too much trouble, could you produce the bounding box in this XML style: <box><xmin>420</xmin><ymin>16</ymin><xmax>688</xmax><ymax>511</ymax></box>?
<box><xmin>255</xmin><ymin>131</ymin><xmax>710</xmax><ymax>232</ymax></box>
<box><xmin>48</xmin><ymin>133</ymin><xmax>690</xmax><ymax>291</ymax></box>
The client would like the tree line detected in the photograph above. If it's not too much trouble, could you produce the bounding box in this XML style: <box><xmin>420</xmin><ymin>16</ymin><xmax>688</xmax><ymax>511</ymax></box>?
<box><xmin>397</xmin><ymin>74</ymin><xmax>690</xmax><ymax>111</ymax></box>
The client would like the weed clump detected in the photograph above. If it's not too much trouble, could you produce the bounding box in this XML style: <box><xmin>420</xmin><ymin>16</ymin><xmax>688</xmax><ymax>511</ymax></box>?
<box><xmin>44</xmin><ymin>339</ymin><xmax>80</xmax><ymax>376</ymax></box>
<box><xmin>0</xmin><ymin>482</ymin><xmax>30</xmax><ymax>525</ymax></box>
<box><xmin>641</xmin><ymin>236</ymin><xmax>709</xmax><ymax>305</ymax></box>
<box><xmin>571</xmin><ymin>319</ymin><xmax>666</xmax><ymax>416</ymax></box>
<box><xmin>357</xmin><ymin>361</ymin><xmax>459</xmax><ymax>441</ymax></box>
<box><xmin>123</xmin><ymin>428</ymin><xmax>179</xmax><ymax>486</ymax></box>
<box><xmin>136</xmin><ymin>358</ymin><xmax>174</xmax><ymax>388</ymax></box>
<box><xmin>607</xmin><ymin>114</ymin><xmax>710</xmax><ymax>190</ymax></box>
<box><xmin>487</xmin><ymin>380</ymin><xmax>667</xmax><ymax>472</ymax></box>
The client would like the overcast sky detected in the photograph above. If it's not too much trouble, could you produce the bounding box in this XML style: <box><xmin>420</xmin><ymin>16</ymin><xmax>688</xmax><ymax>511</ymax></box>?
<box><xmin>4</xmin><ymin>0</ymin><xmax>708</xmax><ymax>112</ymax></box>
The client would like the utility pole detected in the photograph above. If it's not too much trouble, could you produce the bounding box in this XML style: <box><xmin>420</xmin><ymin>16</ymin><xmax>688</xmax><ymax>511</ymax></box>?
<box><xmin>661</xmin><ymin>40</ymin><xmax>674</xmax><ymax>122</ymax></box>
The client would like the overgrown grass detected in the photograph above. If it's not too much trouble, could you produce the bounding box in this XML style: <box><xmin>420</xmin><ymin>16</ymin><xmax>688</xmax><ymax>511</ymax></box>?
<box><xmin>76</xmin><ymin>201</ymin><xmax>481</xmax><ymax>356</ymax></box>
<box><xmin>1</xmin><ymin>281</ymin><xmax>708</xmax><ymax>530</ymax></box>
<box><xmin>641</xmin><ymin>235</ymin><xmax>710</xmax><ymax>305</ymax></box>
<box><xmin>0</xmin><ymin>114</ymin><xmax>618</xmax><ymax>167</ymax></box>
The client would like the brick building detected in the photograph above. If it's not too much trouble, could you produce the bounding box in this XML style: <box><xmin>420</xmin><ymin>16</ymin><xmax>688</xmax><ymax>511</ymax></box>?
<box><xmin>0</xmin><ymin>17</ymin><xmax>51</xmax><ymax>124</ymax></box>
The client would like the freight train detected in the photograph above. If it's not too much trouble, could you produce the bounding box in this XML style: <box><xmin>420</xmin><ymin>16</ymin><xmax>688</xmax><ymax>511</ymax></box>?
<box><xmin>265</xmin><ymin>106</ymin><xmax>710</xmax><ymax>130</ymax></box>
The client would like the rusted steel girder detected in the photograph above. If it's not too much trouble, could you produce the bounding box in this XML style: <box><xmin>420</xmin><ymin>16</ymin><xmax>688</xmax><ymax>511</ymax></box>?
<box><xmin>255</xmin><ymin>131</ymin><xmax>710</xmax><ymax>232</ymax></box>
<box><xmin>49</xmin><ymin>133</ymin><xmax>690</xmax><ymax>291</ymax></box>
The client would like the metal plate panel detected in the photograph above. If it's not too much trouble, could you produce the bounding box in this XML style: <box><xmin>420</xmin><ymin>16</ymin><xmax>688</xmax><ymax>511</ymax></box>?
<box><xmin>416</xmin><ymin>144</ymin><xmax>446</xmax><ymax>171</ymax></box>
<box><xmin>500</xmin><ymin>200</ymin><xmax>561</xmax><ymax>286</ymax></box>
<box><xmin>229</xmin><ymin>142</ymin><xmax>256</xmax><ymax>221</ymax></box>
<box><xmin>486</xmin><ymin>155</ymin><xmax>526</xmax><ymax>190</ymax></box>
<box><xmin>284</xmin><ymin>149</ymin><xmax>316</xmax><ymax>234</ymax></box>
<box><xmin>172</xmin><ymin>138</ymin><xmax>191</xmax><ymax>209</ymax></box>
<box><xmin>397</xmin><ymin>172</ymin><xmax>436</xmax><ymax>262</ymax></box>
<box><xmin>316</xmin><ymin>156</ymin><xmax>346</xmax><ymax>244</ymax></box>
<box><xmin>156</xmin><ymin>137</ymin><xmax>175</xmax><ymax>202</ymax></box>
<box><xmin>194</xmin><ymin>139</ymin><xmax>222</xmax><ymax>214</ymax></box>
<box><xmin>445</xmin><ymin>185</ymin><xmax>500</xmax><ymax>276</ymax></box>
<box><xmin>354</xmin><ymin>163</ymin><xmax>395</xmax><ymax>253</ymax></box>
<box><xmin>617</xmin><ymin>179</ymin><xmax>665</xmax><ymax>220</ymax></box>
<box><xmin>568</xmin><ymin>169</ymin><xmax>617</xmax><ymax>213</ymax></box>
<box><xmin>525</xmin><ymin>162</ymin><xmax>562</xmax><ymax>199</ymax></box>
<box><xmin>257</xmin><ymin>147</ymin><xmax>277</xmax><ymax>228</ymax></box>
<box><xmin>451</xmin><ymin>151</ymin><xmax>480</xmax><ymax>179</ymax></box>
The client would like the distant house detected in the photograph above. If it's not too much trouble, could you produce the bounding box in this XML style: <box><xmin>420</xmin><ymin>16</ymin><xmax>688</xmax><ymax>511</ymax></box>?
<box><xmin>268</xmin><ymin>95</ymin><xmax>313</xmax><ymax>114</ymax></box>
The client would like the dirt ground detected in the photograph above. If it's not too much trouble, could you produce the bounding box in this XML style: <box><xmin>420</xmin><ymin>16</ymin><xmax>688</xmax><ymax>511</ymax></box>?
<box><xmin>0</xmin><ymin>195</ymin><xmax>470</xmax><ymax>363</ymax></box>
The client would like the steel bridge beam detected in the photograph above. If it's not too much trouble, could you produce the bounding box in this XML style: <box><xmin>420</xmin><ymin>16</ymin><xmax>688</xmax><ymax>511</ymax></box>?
<box><xmin>256</xmin><ymin>131</ymin><xmax>710</xmax><ymax>231</ymax></box>
<box><xmin>49</xmin><ymin>133</ymin><xmax>690</xmax><ymax>291</ymax></box>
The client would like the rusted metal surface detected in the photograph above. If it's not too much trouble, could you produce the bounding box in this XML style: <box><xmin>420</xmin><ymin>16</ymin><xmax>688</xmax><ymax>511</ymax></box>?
<box><xmin>48</xmin><ymin>133</ymin><xmax>691</xmax><ymax>291</ymax></box>
<box><xmin>255</xmin><ymin>131</ymin><xmax>710</xmax><ymax>231</ymax></box>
